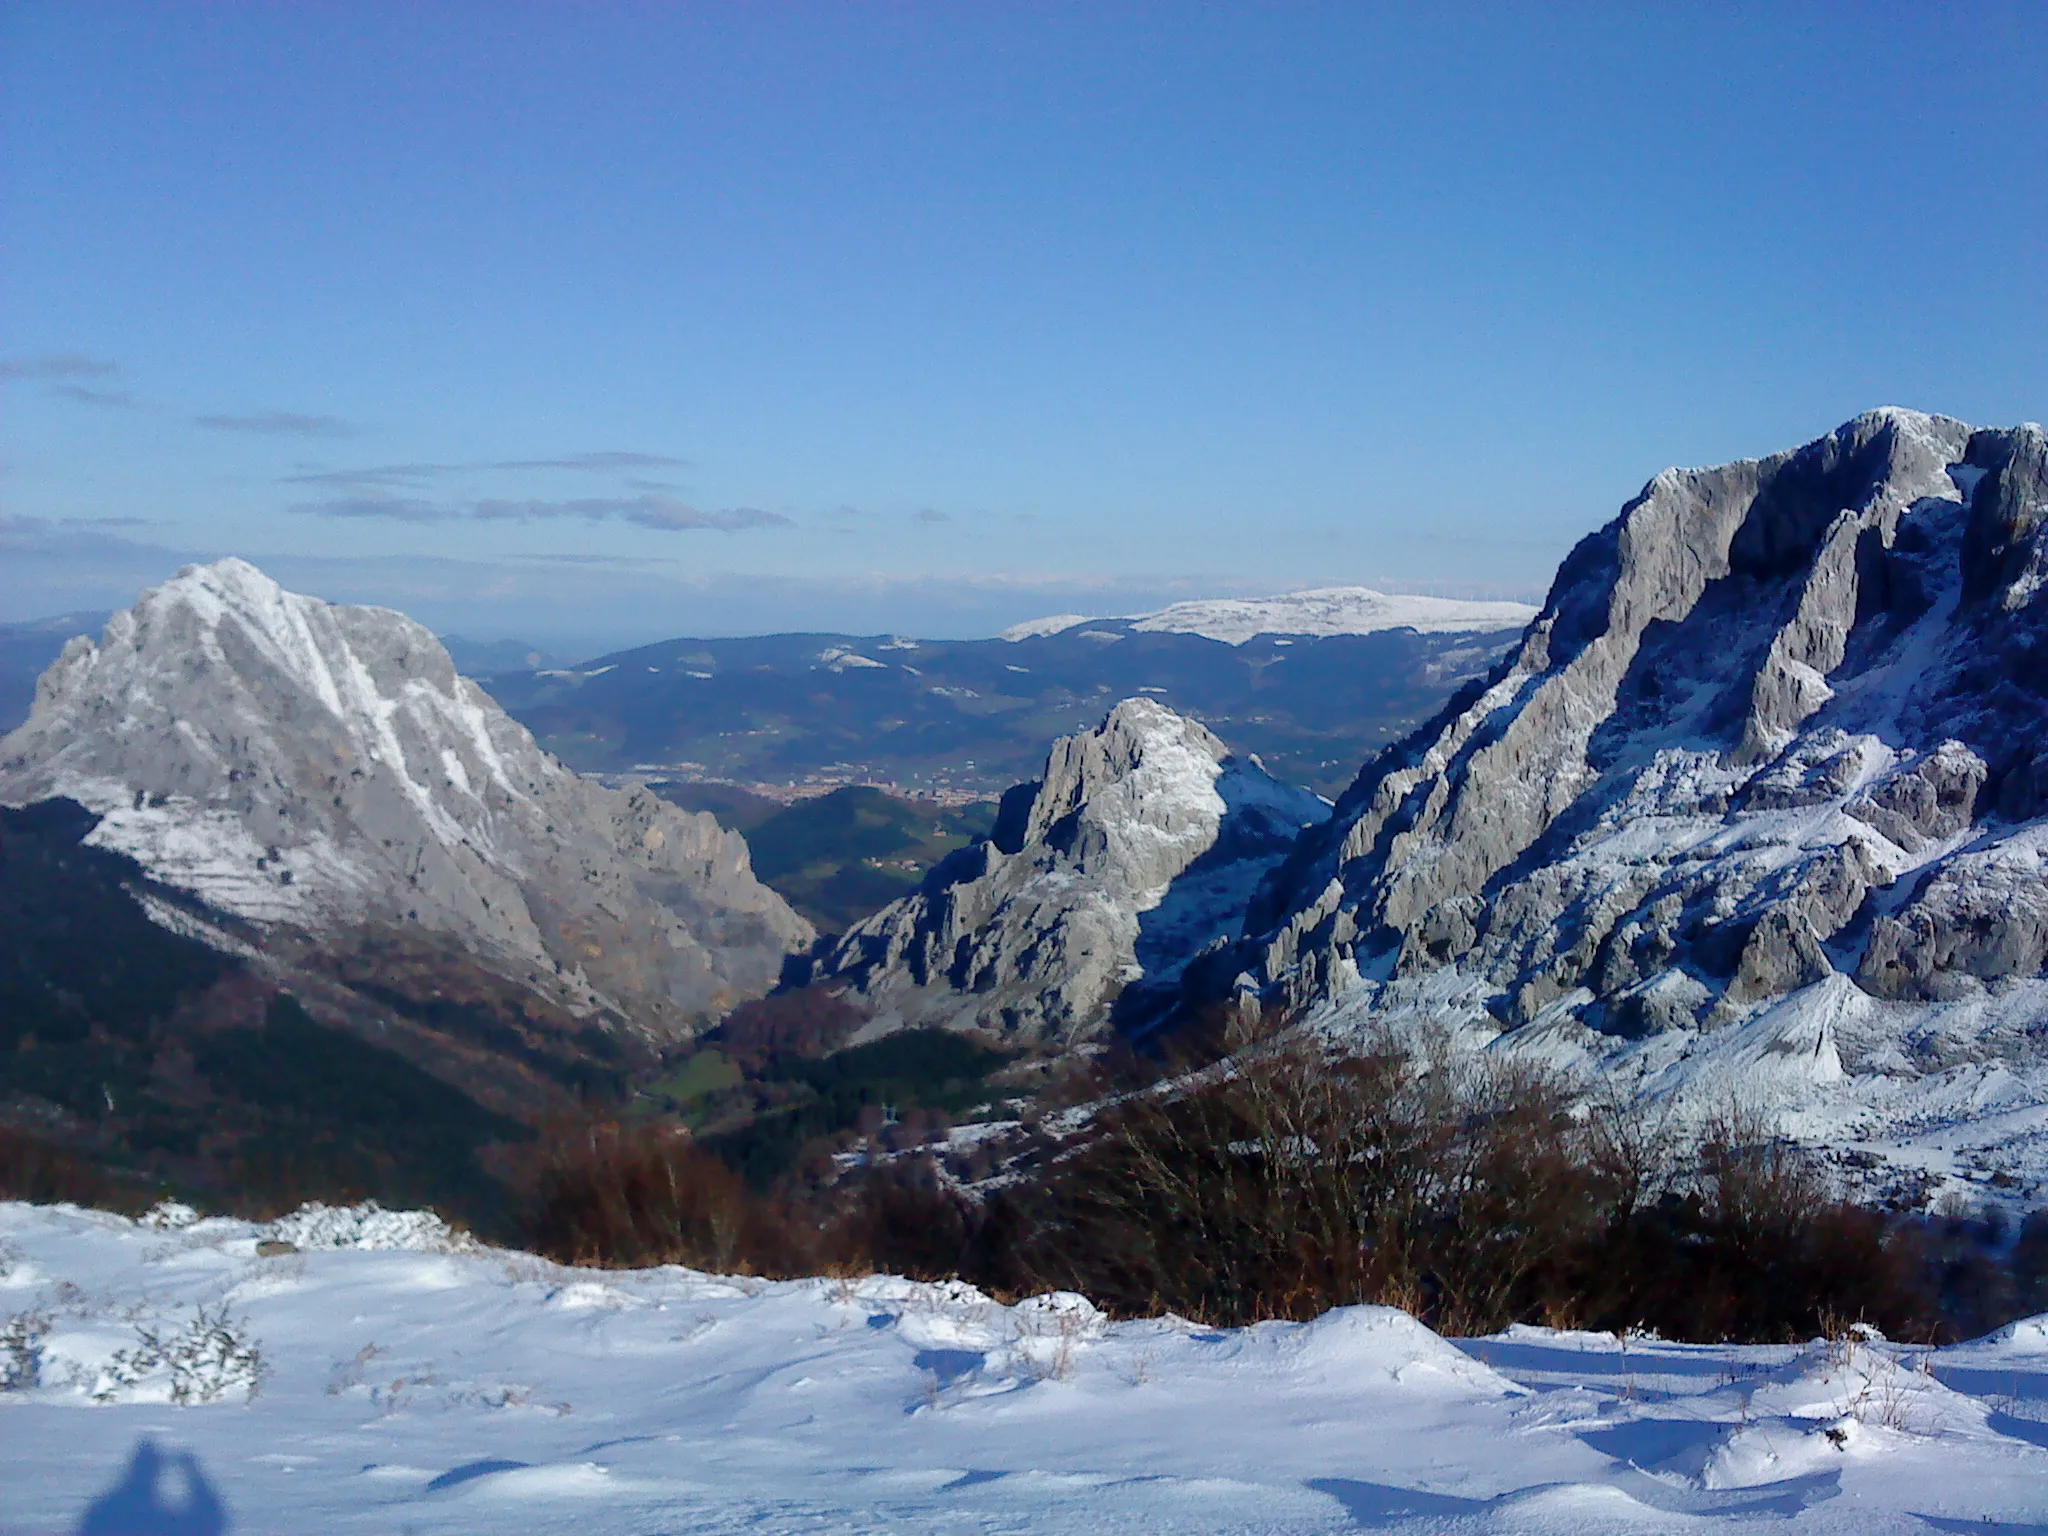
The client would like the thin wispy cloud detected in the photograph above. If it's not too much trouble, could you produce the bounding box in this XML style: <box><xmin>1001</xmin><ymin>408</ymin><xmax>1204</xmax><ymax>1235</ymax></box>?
<box><xmin>296</xmin><ymin>495</ymin><xmax>455</xmax><ymax>523</ymax></box>
<box><xmin>1</xmin><ymin>355</ymin><xmax>141</xmax><ymax>410</ymax></box>
<box><xmin>493</xmin><ymin>452</ymin><xmax>689</xmax><ymax>472</ymax></box>
<box><xmin>295</xmin><ymin>493</ymin><xmax>788</xmax><ymax>532</ymax></box>
<box><xmin>50</xmin><ymin>383</ymin><xmax>140</xmax><ymax>409</ymax></box>
<box><xmin>283</xmin><ymin>450</ymin><xmax>687</xmax><ymax>489</ymax></box>
<box><xmin>0</xmin><ymin>354</ymin><xmax>118</xmax><ymax>382</ymax></box>
<box><xmin>636</xmin><ymin>502</ymin><xmax>786</xmax><ymax>531</ymax></box>
<box><xmin>472</xmin><ymin>495</ymin><xmax>790</xmax><ymax>531</ymax></box>
<box><xmin>504</xmin><ymin>552</ymin><xmax>680</xmax><ymax>567</ymax></box>
<box><xmin>284</xmin><ymin>464</ymin><xmax>445</xmax><ymax>489</ymax></box>
<box><xmin>195</xmin><ymin>410</ymin><xmax>355</xmax><ymax>438</ymax></box>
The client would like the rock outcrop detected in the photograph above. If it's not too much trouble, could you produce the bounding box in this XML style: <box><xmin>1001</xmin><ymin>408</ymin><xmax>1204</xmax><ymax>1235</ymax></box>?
<box><xmin>811</xmin><ymin>698</ymin><xmax>1327</xmax><ymax>1045</ymax></box>
<box><xmin>1221</xmin><ymin>411</ymin><xmax>2048</xmax><ymax>1069</ymax></box>
<box><xmin>0</xmin><ymin>559</ymin><xmax>812</xmax><ymax>1035</ymax></box>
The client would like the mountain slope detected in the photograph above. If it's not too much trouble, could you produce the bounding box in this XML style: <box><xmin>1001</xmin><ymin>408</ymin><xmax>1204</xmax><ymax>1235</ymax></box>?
<box><xmin>0</xmin><ymin>559</ymin><xmax>812</xmax><ymax>1036</ymax></box>
<box><xmin>811</xmin><ymin>698</ymin><xmax>1328</xmax><ymax>1045</ymax></box>
<box><xmin>1226</xmin><ymin>410</ymin><xmax>2048</xmax><ymax>1200</ymax></box>
<box><xmin>0</xmin><ymin>799</ymin><xmax>536</xmax><ymax>1226</ymax></box>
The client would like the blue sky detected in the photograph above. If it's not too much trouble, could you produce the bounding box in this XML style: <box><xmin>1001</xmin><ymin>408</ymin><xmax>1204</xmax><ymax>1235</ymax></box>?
<box><xmin>3</xmin><ymin>3</ymin><xmax>2043</xmax><ymax>649</ymax></box>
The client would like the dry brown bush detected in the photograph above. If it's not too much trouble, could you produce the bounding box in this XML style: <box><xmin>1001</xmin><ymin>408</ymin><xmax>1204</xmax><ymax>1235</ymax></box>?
<box><xmin>988</xmin><ymin>1018</ymin><xmax>1950</xmax><ymax>1342</ymax></box>
<box><xmin>513</xmin><ymin>1022</ymin><xmax>1978</xmax><ymax>1345</ymax></box>
<box><xmin>995</xmin><ymin>1017</ymin><xmax>1609</xmax><ymax>1331</ymax></box>
<box><xmin>523</xmin><ymin>1118</ymin><xmax>802</xmax><ymax>1272</ymax></box>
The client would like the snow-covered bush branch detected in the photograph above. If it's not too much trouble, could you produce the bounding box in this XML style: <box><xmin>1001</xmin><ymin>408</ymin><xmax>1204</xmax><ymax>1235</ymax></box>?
<box><xmin>91</xmin><ymin>1303</ymin><xmax>266</xmax><ymax>1405</ymax></box>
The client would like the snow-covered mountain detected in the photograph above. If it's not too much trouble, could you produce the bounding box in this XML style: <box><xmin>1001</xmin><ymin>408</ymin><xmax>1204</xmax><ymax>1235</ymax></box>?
<box><xmin>0</xmin><ymin>559</ymin><xmax>812</xmax><ymax>1034</ymax></box>
<box><xmin>998</xmin><ymin>587</ymin><xmax>1538</xmax><ymax>646</ymax></box>
<box><xmin>810</xmin><ymin>698</ymin><xmax>1328</xmax><ymax>1045</ymax></box>
<box><xmin>1218</xmin><ymin>410</ymin><xmax>2048</xmax><ymax>1201</ymax></box>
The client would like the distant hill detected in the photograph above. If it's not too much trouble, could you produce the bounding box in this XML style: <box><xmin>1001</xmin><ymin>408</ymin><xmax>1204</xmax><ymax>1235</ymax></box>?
<box><xmin>999</xmin><ymin>585</ymin><xmax>1536</xmax><ymax>644</ymax></box>
<box><xmin>439</xmin><ymin>635</ymin><xmax>571</xmax><ymax>676</ymax></box>
<box><xmin>484</xmin><ymin>623</ymin><xmax>1526</xmax><ymax>797</ymax></box>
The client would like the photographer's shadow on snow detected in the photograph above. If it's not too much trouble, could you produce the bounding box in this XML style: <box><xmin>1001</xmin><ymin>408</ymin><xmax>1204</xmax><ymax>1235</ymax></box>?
<box><xmin>75</xmin><ymin>1438</ymin><xmax>230</xmax><ymax>1536</ymax></box>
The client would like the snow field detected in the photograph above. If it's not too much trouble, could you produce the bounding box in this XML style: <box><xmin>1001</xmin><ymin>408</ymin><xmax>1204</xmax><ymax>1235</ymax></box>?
<box><xmin>998</xmin><ymin>588</ymin><xmax>1539</xmax><ymax>646</ymax></box>
<box><xmin>3</xmin><ymin>1200</ymin><xmax>2048</xmax><ymax>1533</ymax></box>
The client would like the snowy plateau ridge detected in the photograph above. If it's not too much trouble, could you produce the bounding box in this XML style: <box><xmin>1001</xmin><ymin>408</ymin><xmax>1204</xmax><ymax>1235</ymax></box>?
<box><xmin>998</xmin><ymin>586</ymin><xmax>1540</xmax><ymax>645</ymax></box>
<box><xmin>0</xmin><ymin>559</ymin><xmax>813</xmax><ymax>1035</ymax></box>
<box><xmin>7</xmin><ymin>1198</ymin><xmax>2048</xmax><ymax>1535</ymax></box>
<box><xmin>806</xmin><ymin>697</ymin><xmax>1329</xmax><ymax>1045</ymax></box>
<box><xmin>1206</xmin><ymin>409</ymin><xmax>2048</xmax><ymax>1205</ymax></box>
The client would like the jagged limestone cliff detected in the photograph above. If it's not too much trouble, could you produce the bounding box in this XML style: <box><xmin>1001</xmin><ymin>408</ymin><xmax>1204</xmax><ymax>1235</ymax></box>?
<box><xmin>0</xmin><ymin>559</ymin><xmax>812</xmax><ymax>1035</ymax></box>
<box><xmin>812</xmin><ymin>698</ymin><xmax>1327</xmax><ymax>1045</ymax></box>
<box><xmin>1211</xmin><ymin>412</ymin><xmax>2048</xmax><ymax>1196</ymax></box>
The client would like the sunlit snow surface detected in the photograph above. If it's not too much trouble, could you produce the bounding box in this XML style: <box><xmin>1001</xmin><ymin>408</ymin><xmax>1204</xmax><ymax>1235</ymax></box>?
<box><xmin>4</xmin><ymin>1202</ymin><xmax>2046</xmax><ymax>1534</ymax></box>
<box><xmin>998</xmin><ymin>587</ymin><xmax>1538</xmax><ymax>645</ymax></box>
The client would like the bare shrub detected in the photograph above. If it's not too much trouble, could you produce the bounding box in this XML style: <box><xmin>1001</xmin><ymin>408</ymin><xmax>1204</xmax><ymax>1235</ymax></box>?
<box><xmin>982</xmin><ymin>1020</ymin><xmax>1949</xmax><ymax>1343</ymax></box>
<box><xmin>0</xmin><ymin>1127</ymin><xmax>127</xmax><ymax>1209</ymax></box>
<box><xmin>1575</xmin><ymin>1103</ymin><xmax>1939</xmax><ymax>1343</ymax></box>
<box><xmin>2012</xmin><ymin>1208</ymin><xmax>2048</xmax><ymax>1315</ymax></box>
<box><xmin>1001</xmin><ymin>1017</ymin><xmax>1614</xmax><ymax>1332</ymax></box>
<box><xmin>821</xmin><ymin>1156</ymin><xmax>977</xmax><ymax>1280</ymax></box>
<box><xmin>1420</xmin><ymin>1057</ymin><xmax>1613</xmax><ymax>1334</ymax></box>
<box><xmin>523</xmin><ymin>1118</ymin><xmax>797</xmax><ymax>1272</ymax></box>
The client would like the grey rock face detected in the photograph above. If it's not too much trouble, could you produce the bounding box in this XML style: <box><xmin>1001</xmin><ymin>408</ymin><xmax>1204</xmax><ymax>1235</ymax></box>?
<box><xmin>1240</xmin><ymin>410</ymin><xmax>2048</xmax><ymax>1039</ymax></box>
<box><xmin>0</xmin><ymin>559</ymin><xmax>812</xmax><ymax>1035</ymax></box>
<box><xmin>812</xmin><ymin>698</ymin><xmax>1327</xmax><ymax>1045</ymax></box>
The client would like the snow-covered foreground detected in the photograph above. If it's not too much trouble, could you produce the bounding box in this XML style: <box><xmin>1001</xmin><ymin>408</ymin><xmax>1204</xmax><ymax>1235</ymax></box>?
<box><xmin>4</xmin><ymin>1202</ymin><xmax>2047</xmax><ymax>1535</ymax></box>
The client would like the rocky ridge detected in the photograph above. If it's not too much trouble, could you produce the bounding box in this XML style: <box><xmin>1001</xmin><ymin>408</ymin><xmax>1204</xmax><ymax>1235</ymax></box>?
<box><xmin>0</xmin><ymin>559</ymin><xmax>812</xmax><ymax>1035</ymax></box>
<box><xmin>811</xmin><ymin>698</ymin><xmax>1328</xmax><ymax>1045</ymax></box>
<box><xmin>1219</xmin><ymin>409</ymin><xmax>2048</xmax><ymax>1197</ymax></box>
<box><xmin>998</xmin><ymin>586</ymin><xmax>1538</xmax><ymax>645</ymax></box>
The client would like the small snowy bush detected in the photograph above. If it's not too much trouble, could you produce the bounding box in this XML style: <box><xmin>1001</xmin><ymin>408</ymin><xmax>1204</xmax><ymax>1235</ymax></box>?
<box><xmin>139</xmin><ymin>1199</ymin><xmax>201</xmax><ymax>1230</ymax></box>
<box><xmin>92</xmin><ymin>1304</ymin><xmax>265</xmax><ymax>1405</ymax></box>
<box><xmin>264</xmin><ymin>1200</ymin><xmax>467</xmax><ymax>1253</ymax></box>
<box><xmin>1</xmin><ymin>1308</ymin><xmax>50</xmax><ymax>1391</ymax></box>
<box><xmin>1010</xmin><ymin>1292</ymin><xmax>1104</xmax><ymax>1381</ymax></box>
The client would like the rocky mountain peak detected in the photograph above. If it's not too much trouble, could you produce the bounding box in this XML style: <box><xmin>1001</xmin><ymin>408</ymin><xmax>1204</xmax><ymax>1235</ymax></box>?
<box><xmin>1011</xmin><ymin>697</ymin><xmax>1236</xmax><ymax>876</ymax></box>
<box><xmin>1219</xmin><ymin>411</ymin><xmax>2048</xmax><ymax>1192</ymax></box>
<box><xmin>1</xmin><ymin>559</ymin><xmax>813</xmax><ymax>1035</ymax></box>
<box><xmin>810</xmin><ymin>697</ymin><xmax>1327</xmax><ymax>1045</ymax></box>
